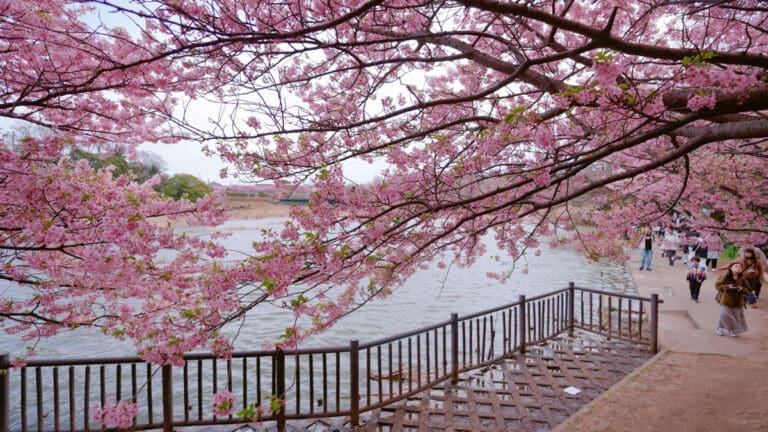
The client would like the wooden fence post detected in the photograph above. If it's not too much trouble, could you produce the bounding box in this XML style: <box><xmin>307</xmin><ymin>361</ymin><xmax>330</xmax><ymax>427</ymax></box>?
<box><xmin>518</xmin><ymin>295</ymin><xmax>527</xmax><ymax>354</ymax></box>
<box><xmin>349</xmin><ymin>340</ymin><xmax>360</xmax><ymax>427</ymax></box>
<box><xmin>450</xmin><ymin>313</ymin><xmax>459</xmax><ymax>385</ymax></box>
<box><xmin>162</xmin><ymin>365</ymin><xmax>173</xmax><ymax>432</ymax></box>
<box><xmin>568</xmin><ymin>282</ymin><xmax>576</xmax><ymax>337</ymax></box>
<box><xmin>275</xmin><ymin>349</ymin><xmax>286</xmax><ymax>432</ymax></box>
<box><xmin>1</xmin><ymin>354</ymin><xmax>9</xmax><ymax>432</ymax></box>
<box><xmin>650</xmin><ymin>293</ymin><xmax>660</xmax><ymax>354</ymax></box>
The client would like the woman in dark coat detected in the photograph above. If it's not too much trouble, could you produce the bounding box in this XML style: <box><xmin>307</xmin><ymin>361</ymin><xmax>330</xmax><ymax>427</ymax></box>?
<box><xmin>737</xmin><ymin>247</ymin><xmax>765</xmax><ymax>308</ymax></box>
<box><xmin>714</xmin><ymin>262</ymin><xmax>752</xmax><ymax>337</ymax></box>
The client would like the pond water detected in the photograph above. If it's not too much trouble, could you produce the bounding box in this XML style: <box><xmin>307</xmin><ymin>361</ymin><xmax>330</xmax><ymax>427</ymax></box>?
<box><xmin>0</xmin><ymin>218</ymin><xmax>637</xmax><ymax>359</ymax></box>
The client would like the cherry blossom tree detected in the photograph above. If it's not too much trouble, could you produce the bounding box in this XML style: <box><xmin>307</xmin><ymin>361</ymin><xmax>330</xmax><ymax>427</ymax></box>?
<box><xmin>0</xmin><ymin>1</ymin><xmax>238</xmax><ymax>364</ymax></box>
<box><xmin>0</xmin><ymin>133</ymin><xmax>237</xmax><ymax>365</ymax></box>
<box><xmin>2</xmin><ymin>1</ymin><xmax>768</xmax><ymax>360</ymax></box>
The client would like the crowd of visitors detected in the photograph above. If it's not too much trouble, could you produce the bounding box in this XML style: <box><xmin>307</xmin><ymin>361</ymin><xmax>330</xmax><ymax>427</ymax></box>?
<box><xmin>635</xmin><ymin>219</ymin><xmax>767</xmax><ymax>337</ymax></box>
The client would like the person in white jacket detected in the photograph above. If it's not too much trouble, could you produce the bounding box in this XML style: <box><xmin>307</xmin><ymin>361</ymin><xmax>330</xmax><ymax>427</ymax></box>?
<box><xmin>661</xmin><ymin>227</ymin><xmax>681</xmax><ymax>266</ymax></box>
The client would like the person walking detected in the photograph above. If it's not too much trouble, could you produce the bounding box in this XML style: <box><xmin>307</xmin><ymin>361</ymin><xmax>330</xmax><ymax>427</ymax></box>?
<box><xmin>684</xmin><ymin>256</ymin><xmax>707</xmax><ymax>302</ymax></box>
<box><xmin>661</xmin><ymin>227</ymin><xmax>681</xmax><ymax>266</ymax></box>
<box><xmin>714</xmin><ymin>261</ymin><xmax>752</xmax><ymax>337</ymax></box>
<box><xmin>738</xmin><ymin>247</ymin><xmax>765</xmax><ymax>308</ymax></box>
<box><xmin>639</xmin><ymin>227</ymin><xmax>654</xmax><ymax>271</ymax></box>
<box><xmin>684</xmin><ymin>227</ymin><xmax>700</xmax><ymax>261</ymax></box>
<box><xmin>694</xmin><ymin>235</ymin><xmax>708</xmax><ymax>261</ymax></box>
<box><xmin>653</xmin><ymin>222</ymin><xmax>663</xmax><ymax>238</ymax></box>
<box><xmin>705</xmin><ymin>232</ymin><xmax>722</xmax><ymax>270</ymax></box>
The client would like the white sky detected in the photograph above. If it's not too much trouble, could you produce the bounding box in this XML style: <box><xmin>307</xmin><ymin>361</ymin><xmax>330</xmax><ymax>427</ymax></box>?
<box><xmin>138</xmin><ymin>141</ymin><xmax>229</xmax><ymax>184</ymax></box>
<box><xmin>1</xmin><ymin>115</ymin><xmax>384</xmax><ymax>186</ymax></box>
<box><xmin>138</xmin><ymin>140</ymin><xmax>386</xmax><ymax>185</ymax></box>
<box><xmin>2</xmin><ymin>3</ymin><xmax>393</xmax><ymax>186</ymax></box>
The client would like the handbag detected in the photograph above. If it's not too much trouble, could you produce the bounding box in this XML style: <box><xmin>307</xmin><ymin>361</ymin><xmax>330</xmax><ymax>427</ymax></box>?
<box><xmin>744</xmin><ymin>292</ymin><xmax>758</xmax><ymax>305</ymax></box>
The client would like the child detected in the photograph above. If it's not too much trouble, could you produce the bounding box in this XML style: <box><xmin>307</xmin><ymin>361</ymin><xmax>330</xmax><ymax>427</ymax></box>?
<box><xmin>685</xmin><ymin>256</ymin><xmax>707</xmax><ymax>302</ymax></box>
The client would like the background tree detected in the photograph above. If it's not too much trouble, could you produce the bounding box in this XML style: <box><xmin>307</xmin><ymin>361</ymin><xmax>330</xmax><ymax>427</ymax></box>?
<box><xmin>69</xmin><ymin>148</ymin><xmax>168</xmax><ymax>183</ymax></box>
<box><xmin>1</xmin><ymin>1</ymin><xmax>768</xmax><ymax>358</ymax></box>
<box><xmin>154</xmin><ymin>173</ymin><xmax>213</xmax><ymax>202</ymax></box>
<box><xmin>69</xmin><ymin>149</ymin><xmax>131</xmax><ymax>178</ymax></box>
<box><xmin>134</xmin><ymin>150</ymin><xmax>169</xmax><ymax>183</ymax></box>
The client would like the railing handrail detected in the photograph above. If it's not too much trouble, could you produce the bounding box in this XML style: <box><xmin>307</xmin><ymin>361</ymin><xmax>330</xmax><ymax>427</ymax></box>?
<box><xmin>575</xmin><ymin>285</ymin><xmax>665</xmax><ymax>303</ymax></box>
<box><xmin>359</xmin><ymin>318</ymin><xmax>453</xmax><ymax>350</ymax></box>
<box><xmin>1</xmin><ymin>284</ymin><xmax>661</xmax><ymax>432</ymax></box>
<box><xmin>17</xmin><ymin>285</ymin><xmax>652</xmax><ymax>368</ymax></box>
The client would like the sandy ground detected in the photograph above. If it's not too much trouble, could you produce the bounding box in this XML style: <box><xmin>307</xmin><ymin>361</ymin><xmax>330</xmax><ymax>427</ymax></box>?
<box><xmin>227</xmin><ymin>196</ymin><xmax>291</xmax><ymax>220</ymax></box>
<box><xmin>151</xmin><ymin>196</ymin><xmax>291</xmax><ymax>227</ymax></box>
<box><xmin>556</xmin><ymin>351</ymin><xmax>768</xmax><ymax>432</ymax></box>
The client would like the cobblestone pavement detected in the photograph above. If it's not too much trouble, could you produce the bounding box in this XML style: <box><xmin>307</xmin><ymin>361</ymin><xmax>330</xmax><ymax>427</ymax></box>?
<box><xmin>185</xmin><ymin>330</ymin><xmax>651</xmax><ymax>432</ymax></box>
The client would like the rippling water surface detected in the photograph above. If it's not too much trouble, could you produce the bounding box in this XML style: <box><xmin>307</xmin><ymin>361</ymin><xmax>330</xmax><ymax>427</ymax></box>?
<box><xmin>0</xmin><ymin>218</ymin><xmax>636</xmax><ymax>359</ymax></box>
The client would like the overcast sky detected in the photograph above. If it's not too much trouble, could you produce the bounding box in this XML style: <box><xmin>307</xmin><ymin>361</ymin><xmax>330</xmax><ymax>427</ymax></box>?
<box><xmin>2</xmin><ymin>5</ymin><xmax>390</xmax><ymax>186</ymax></box>
<box><xmin>138</xmin><ymin>141</ymin><xmax>386</xmax><ymax>185</ymax></box>
<box><xmin>1</xmin><ymin>115</ymin><xmax>385</xmax><ymax>186</ymax></box>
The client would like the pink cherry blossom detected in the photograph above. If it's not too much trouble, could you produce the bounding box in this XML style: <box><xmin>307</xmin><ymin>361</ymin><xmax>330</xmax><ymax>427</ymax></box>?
<box><xmin>92</xmin><ymin>398</ymin><xmax>138</xmax><ymax>429</ymax></box>
<box><xmin>1</xmin><ymin>1</ymin><xmax>767</xmax><ymax>361</ymax></box>
<box><xmin>212</xmin><ymin>389</ymin><xmax>236</xmax><ymax>417</ymax></box>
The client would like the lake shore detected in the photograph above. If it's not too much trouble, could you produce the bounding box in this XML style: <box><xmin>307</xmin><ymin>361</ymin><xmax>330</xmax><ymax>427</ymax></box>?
<box><xmin>227</xmin><ymin>196</ymin><xmax>292</xmax><ymax>220</ymax></box>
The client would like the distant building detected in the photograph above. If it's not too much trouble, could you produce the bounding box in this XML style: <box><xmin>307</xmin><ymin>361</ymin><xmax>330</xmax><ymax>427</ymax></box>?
<box><xmin>223</xmin><ymin>183</ymin><xmax>277</xmax><ymax>198</ymax></box>
<box><xmin>279</xmin><ymin>188</ymin><xmax>310</xmax><ymax>205</ymax></box>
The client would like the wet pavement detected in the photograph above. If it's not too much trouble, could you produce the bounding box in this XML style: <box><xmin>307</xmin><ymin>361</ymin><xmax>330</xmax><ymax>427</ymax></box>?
<box><xmin>182</xmin><ymin>330</ymin><xmax>651</xmax><ymax>432</ymax></box>
<box><xmin>369</xmin><ymin>331</ymin><xmax>650</xmax><ymax>432</ymax></box>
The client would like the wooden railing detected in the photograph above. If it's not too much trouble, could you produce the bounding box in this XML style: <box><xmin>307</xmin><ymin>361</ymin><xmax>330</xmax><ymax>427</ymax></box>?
<box><xmin>0</xmin><ymin>284</ymin><xmax>661</xmax><ymax>432</ymax></box>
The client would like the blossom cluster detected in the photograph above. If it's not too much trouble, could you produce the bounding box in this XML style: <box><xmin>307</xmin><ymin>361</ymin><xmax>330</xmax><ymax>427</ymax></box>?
<box><xmin>92</xmin><ymin>398</ymin><xmax>138</xmax><ymax>429</ymax></box>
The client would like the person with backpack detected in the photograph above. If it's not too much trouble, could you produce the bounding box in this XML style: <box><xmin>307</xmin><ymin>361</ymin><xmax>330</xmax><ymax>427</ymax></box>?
<box><xmin>684</xmin><ymin>256</ymin><xmax>707</xmax><ymax>303</ymax></box>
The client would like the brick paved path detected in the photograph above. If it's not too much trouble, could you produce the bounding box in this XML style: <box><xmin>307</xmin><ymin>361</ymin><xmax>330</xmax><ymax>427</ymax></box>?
<box><xmin>367</xmin><ymin>330</ymin><xmax>650</xmax><ymax>432</ymax></box>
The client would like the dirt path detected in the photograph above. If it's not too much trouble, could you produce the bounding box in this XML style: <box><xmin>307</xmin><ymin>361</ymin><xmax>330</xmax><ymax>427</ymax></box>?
<box><xmin>556</xmin><ymin>351</ymin><xmax>768</xmax><ymax>432</ymax></box>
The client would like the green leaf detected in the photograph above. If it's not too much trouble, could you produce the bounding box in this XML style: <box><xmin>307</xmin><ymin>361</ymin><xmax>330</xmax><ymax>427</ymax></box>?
<box><xmin>262</xmin><ymin>277</ymin><xmax>276</xmax><ymax>293</ymax></box>
<box><xmin>278</xmin><ymin>327</ymin><xmax>294</xmax><ymax>340</ymax></box>
<box><xmin>267</xmin><ymin>395</ymin><xmax>282</xmax><ymax>414</ymax></box>
<box><xmin>236</xmin><ymin>403</ymin><xmax>258</xmax><ymax>421</ymax></box>
<box><xmin>504</xmin><ymin>106</ymin><xmax>527</xmax><ymax>123</ymax></box>
<box><xmin>593</xmin><ymin>50</ymin><xmax>613</xmax><ymax>64</ymax></box>
<box><xmin>289</xmin><ymin>295</ymin><xmax>308</xmax><ymax>308</ymax></box>
<box><xmin>682</xmin><ymin>51</ymin><xmax>716</xmax><ymax>67</ymax></box>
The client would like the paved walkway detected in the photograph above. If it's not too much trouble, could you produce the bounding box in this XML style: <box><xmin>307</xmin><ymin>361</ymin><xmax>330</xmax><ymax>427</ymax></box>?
<box><xmin>554</xmin><ymin>251</ymin><xmax>768</xmax><ymax>432</ymax></box>
<box><xmin>209</xmin><ymin>330</ymin><xmax>651</xmax><ymax>432</ymax></box>
<box><xmin>368</xmin><ymin>331</ymin><xmax>650</xmax><ymax>432</ymax></box>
